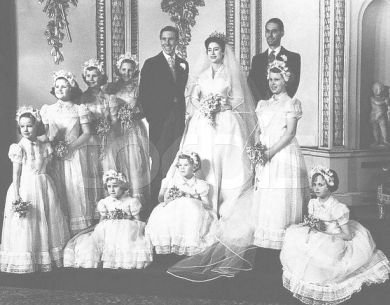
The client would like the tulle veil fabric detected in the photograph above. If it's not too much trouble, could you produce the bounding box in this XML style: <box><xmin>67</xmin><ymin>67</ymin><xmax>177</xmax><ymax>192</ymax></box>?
<box><xmin>166</xmin><ymin>42</ymin><xmax>259</xmax><ymax>282</ymax></box>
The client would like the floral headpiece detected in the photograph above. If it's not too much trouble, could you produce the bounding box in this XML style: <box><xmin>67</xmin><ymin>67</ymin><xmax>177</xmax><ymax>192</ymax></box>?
<box><xmin>116</xmin><ymin>52</ymin><xmax>139</xmax><ymax>70</ymax></box>
<box><xmin>178</xmin><ymin>151</ymin><xmax>201</xmax><ymax>172</ymax></box>
<box><xmin>82</xmin><ymin>58</ymin><xmax>104</xmax><ymax>76</ymax></box>
<box><xmin>208</xmin><ymin>31</ymin><xmax>227</xmax><ymax>44</ymax></box>
<box><xmin>310</xmin><ymin>166</ymin><xmax>335</xmax><ymax>187</ymax></box>
<box><xmin>16</xmin><ymin>106</ymin><xmax>41</xmax><ymax>122</ymax></box>
<box><xmin>102</xmin><ymin>170</ymin><xmax>128</xmax><ymax>185</ymax></box>
<box><xmin>53</xmin><ymin>70</ymin><xmax>77</xmax><ymax>87</ymax></box>
<box><xmin>267</xmin><ymin>56</ymin><xmax>291</xmax><ymax>82</ymax></box>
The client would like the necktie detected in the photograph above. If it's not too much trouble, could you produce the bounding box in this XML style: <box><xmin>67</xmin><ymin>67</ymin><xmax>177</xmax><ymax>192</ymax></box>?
<box><xmin>168</xmin><ymin>56</ymin><xmax>177</xmax><ymax>82</ymax></box>
<box><xmin>268</xmin><ymin>50</ymin><xmax>276</xmax><ymax>63</ymax></box>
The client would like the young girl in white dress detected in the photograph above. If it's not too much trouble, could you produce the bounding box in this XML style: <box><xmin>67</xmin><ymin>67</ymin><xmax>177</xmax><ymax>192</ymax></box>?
<box><xmin>280</xmin><ymin>166</ymin><xmax>390</xmax><ymax>305</ymax></box>
<box><xmin>64</xmin><ymin>170</ymin><xmax>152</xmax><ymax>269</ymax></box>
<box><xmin>0</xmin><ymin>107</ymin><xmax>70</xmax><ymax>273</ymax></box>
<box><xmin>146</xmin><ymin>152</ymin><xmax>217</xmax><ymax>256</ymax></box>
<box><xmin>41</xmin><ymin>70</ymin><xmax>93</xmax><ymax>235</ymax></box>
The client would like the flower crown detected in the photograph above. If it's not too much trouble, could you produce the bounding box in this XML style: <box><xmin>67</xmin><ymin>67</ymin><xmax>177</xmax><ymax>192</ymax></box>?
<box><xmin>310</xmin><ymin>166</ymin><xmax>335</xmax><ymax>187</ymax></box>
<box><xmin>102</xmin><ymin>170</ymin><xmax>128</xmax><ymax>185</ymax></box>
<box><xmin>267</xmin><ymin>56</ymin><xmax>291</xmax><ymax>82</ymax></box>
<box><xmin>82</xmin><ymin>58</ymin><xmax>104</xmax><ymax>76</ymax></box>
<box><xmin>178</xmin><ymin>151</ymin><xmax>201</xmax><ymax>172</ymax></box>
<box><xmin>116</xmin><ymin>52</ymin><xmax>139</xmax><ymax>70</ymax></box>
<box><xmin>53</xmin><ymin>70</ymin><xmax>77</xmax><ymax>87</ymax></box>
<box><xmin>16</xmin><ymin>106</ymin><xmax>41</xmax><ymax>122</ymax></box>
<box><xmin>208</xmin><ymin>31</ymin><xmax>227</xmax><ymax>44</ymax></box>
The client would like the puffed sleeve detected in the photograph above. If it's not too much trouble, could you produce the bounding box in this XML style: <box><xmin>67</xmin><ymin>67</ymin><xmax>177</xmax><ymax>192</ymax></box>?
<box><xmin>8</xmin><ymin>144</ymin><xmax>23</xmax><ymax>164</ymax></box>
<box><xmin>128</xmin><ymin>198</ymin><xmax>142</xmax><ymax>217</ymax></box>
<box><xmin>196</xmin><ymin>179</ymin><xmax>209</xmax><ymax>197</ymax></box>
<box><xmin>40</xmin><ymin>104</ymin><xmax>50</xmax><ymax>124</ymax></box>
<box><xmin>97</xmin><ymin>199</ymin><xmax>108</xmax><ymax>217</ymax></box>
<box><xmin>78</xmin><ymin>104</ymin><xmax>90</xmax><ymax>124</ymax></box>
<box><xmin>286</xmin><ymin>98</ymin><xmax>303</xmax><ymax>120</ymax></box>
<box><xmin>255</xmin><ymin>100</ymin><xmax>267</xmax><ymax>112</ymax></box>
<box><xmin>307</xmin><ymin>199</ymin><xmax>315</xmax><ymax>216</ymax></box>
<box><xmin>331</xmin><ymin>201</ymin><xmax>350</xmax><ymax>226</ymax></box>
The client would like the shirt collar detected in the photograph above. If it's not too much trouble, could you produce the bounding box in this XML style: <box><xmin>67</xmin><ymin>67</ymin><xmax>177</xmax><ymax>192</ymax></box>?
<box><xmin>176</xmin><ymin>174</ymin><xmax>196</xmax><ymax>187</ymax></box>
<box><xmin>268</xmin><ymin>46</ymin><xmax>282</xmax><ymax>56</ymax></box>
<box><xmin>163</xmin><ymin>51</ymin><xmax>176</xmax><ymax>63</ymax></box>
<box><xmin>21</xmin><ymin>137</ymin><xmax>38</xmax><ymax>146</ymax></box>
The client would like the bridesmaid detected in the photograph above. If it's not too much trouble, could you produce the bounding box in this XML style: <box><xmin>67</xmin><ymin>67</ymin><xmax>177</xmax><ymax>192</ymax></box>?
<box><xmin>41</xmin><ymin>70</ymin><xmax>93</xmax><ymax>235</ymax></box>
<box><xmin>104</xmin><ymin>53</ymin><xmax>150</xmax><ymax>215</ymax></box>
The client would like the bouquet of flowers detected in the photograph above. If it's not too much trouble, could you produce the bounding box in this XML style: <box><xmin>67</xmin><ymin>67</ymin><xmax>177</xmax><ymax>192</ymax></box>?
<box><xmin>107</xmin><ymin>208</ymin><xmax>133</xmax><ymax>220</ymax></box>
<box><xmin>246</xmin><ymin>142</ymin><xmax>267</xmax><ymax>169</ymax></box>
<box><xmin>199</xmin><ymin>94</ymin><xmax>225</xmax><ymax>126</ymax></box>
<box><xmin>95</xmin><ymin>117</ymin><xmax>111</xmax><ymax>159</ymax></box>
<box><xmin>303</xmin><ymin>214</ymin><xmax>326</xmax><ymax>233</ymax></box>
<box><xmin>51</xmin><ymin>140</ymin><xmax>69</xmax><ymax>159</ymax></box>
<box><xmin>166</xmin><ymin>186</ymin><xmax>185</xmax><ymax>201</ymax></box>
<box><xmin>12</xmin><ymin>198</ymin><xmax>31</xmax><ymax>218</ymax></box>
<box><xmin>117</xmin><ymin>104</ymin><xmax>143</xmax><ymax>130</ymax></box>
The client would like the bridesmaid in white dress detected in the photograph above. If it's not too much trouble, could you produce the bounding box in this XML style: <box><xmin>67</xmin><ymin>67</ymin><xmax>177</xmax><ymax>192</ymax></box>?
<box><xmin>41</xmin><ymin>70</ymin><xmax>93</xmax><ymax>235</ymax></box>
<box><xmin>252</xmin><ymin>60</ymin><xmax>310</xmax><ymax>249</ymax></box>
<box><xmin>104</xmin><ymin>53</ymin><xmax>150</xmax><ymax>212</ymax></box>
<box><xmin>176</xmin><ymin>33</ymin><xmax>257</xmax><ymax>218</ymax></box>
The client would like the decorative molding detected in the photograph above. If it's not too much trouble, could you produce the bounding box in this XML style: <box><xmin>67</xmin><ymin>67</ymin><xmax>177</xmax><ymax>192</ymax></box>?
<box><xmin>225</xmin><ymin>0</ymin><xmax>235</xmax><ymax>48</ymax></box>
<box><xmin>96</xmin><ymin>0</ymin><xmax>106</xmax><ymax>73</ymax></box>
<box><xmin>333</xmin><ymin>0</ymin><xmax>345</xmax><ymax>146</ymax></box>
<box><xmin>130</xmin><ymin>0</ymin><xmax>139</xmax><ymax>58</ymax></box>
<box><xmin>239</xmin><ymin>0</ymin><xmax>251</xmax><ymax>72</ymax></box>
<box><xmin>111</xmin><ymin>0</ymin><xmax>125</xmax><ymax>77</ymax></box>
<box><xmin>256</xmin><ymin>0</ymin><xmax>262</xmax><ymax>54</ymax></box>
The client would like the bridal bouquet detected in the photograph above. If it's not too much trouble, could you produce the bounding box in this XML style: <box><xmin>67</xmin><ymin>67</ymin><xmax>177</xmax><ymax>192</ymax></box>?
<box><xmin>166</xmin><ymin>186</ymin><xmax>185</xmax><ymax>201</ymax></box>
<box><xmin>246</xmin><ymin>142</ymin><xmax>267</xmax><ymax>168</ymax></box>
<box><xmin>12</xmin><ymin>198</ymin><xmax>31</xmax><ymax>218</ymax></box>
<box><xmin>95</xmin><ymin>117</ymin><xmax>111</xmax><ymax>158</ymax></box>
<box><xmin>303</xmin><ymin>214</ymin><xmax>326</xmax><ymax>233</ymax></box>
<box><xmin>107</xmin><ymin>208</ymin><xmax>133</xmax><ymax>220</ymax></box>
<box><xmin>117</xmin><ymin>104</ymin><xmax>143</xmax><ymax>131</ymax></box>
<box><xmin>51</xmin><ymin>140</ymin><xmax>69</xmax><ymax>159</ymax></box>
<box><xmin>199</xmin><ymin>94</ymin><xmax>225</xmax><ymax>126</ymax></box>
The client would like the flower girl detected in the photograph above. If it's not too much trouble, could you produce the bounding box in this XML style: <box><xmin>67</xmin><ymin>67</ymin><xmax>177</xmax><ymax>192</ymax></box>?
<box><xmin>64</xmin><ymin>170</ymin><xmax>152</xmax><ymax>269</ymax></box>
<box><xmin>280</xmin><ymin>166</ymin><xmax>390</xmax><ymax>305</ymax></box>
<box><xmin>0</xmin><ymin>107</ymin><xmax>70</xmax><ymax>273</ymax></box>
<box><xmin>146</xmin><ymin>152</ymin><xmax>217</xmax><ymax>256</ymax></box>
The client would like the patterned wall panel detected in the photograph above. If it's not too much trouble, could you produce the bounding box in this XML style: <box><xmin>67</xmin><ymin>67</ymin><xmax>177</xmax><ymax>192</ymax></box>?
<box><xmin>111</xmin><ymin>0</ymin><xmax>125</xmax><ymax>76</ymax></box>
<box><xmin>96</xmin><ymin>0</ymin><xmax>106</xmax><ymax>73</ymax></box>
<box><xmin>130</xmin><ymin>0</ymin><xmax>138</xmax><ymax>58</ymax></box>
<box><xmin>225</xmin><ymin>0</ymin><xmax>235</xmax><ymax>48</ymax></box>
<box><xmin>240</xmin><ymin>0</ymin><xmax>251</xmax><ymax>72</ymax></box>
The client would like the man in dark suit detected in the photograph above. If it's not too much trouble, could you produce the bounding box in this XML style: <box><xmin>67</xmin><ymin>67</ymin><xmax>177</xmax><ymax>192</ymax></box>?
<box><xmin>138</xmin><ymin>26</ymin><xmax>189</xmax><ymax>210</ymax></box>
<box><xmin>248</xmin><ymin>18</ymin><xmax>301</xmax><ymax>103</ymax></box>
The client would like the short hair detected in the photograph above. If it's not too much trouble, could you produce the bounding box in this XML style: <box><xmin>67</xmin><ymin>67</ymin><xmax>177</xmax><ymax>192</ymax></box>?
<box><xmin>50</xmin><ymin>77</ymin><xmax>83</xmax><ymax>103</ymax></box>
<box><xmin>266</xmin><ymin>18</ymin><xmax>284</xmax><ymax>32</ymax></box>
<box><xmin>82</xmin><ymin>66</ymin><xmax>107</xmax><ymax>87</ymax></box>
<box><xmin>160</xmin><ymin>26</ymin><xmax>179</xmax><ymax>40</ymax></box>
<box><xmin>204</xmin><ymin>36</ymin><xmax>226</xmax><ymax>53</ymax></box>
<box><xmin>103</xmin><ymin>177</ymin><xmax>128</xmax><ymax>191</ymax></box>
<box><xmin>176</xmin><ymin>152</ymin><xmax>201</xmax><ymax>172</ymax></box>
<box><xmin>17</xmin><ymin>112</ymin><xmax>45</xmax><ymax>137</ymax></box>
<box><xmin>311</xmin><ymin>170</ymin><xmax>339</xmax><ymax>192</ymax></box>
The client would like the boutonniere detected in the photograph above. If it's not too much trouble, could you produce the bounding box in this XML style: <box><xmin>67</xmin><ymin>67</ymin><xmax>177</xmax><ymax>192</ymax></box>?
<box><xmin>280</xmin><ymin>54</ymin><xmax>287</xmax><ymax>61</ymax></box>
<box><xmin>179</xmin><ymin>62</ymin><xmax>187</xmax><ymax>70</ymax></box>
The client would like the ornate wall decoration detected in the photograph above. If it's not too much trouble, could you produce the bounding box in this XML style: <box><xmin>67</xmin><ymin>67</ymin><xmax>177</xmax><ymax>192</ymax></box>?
<box><xmin>130</xmin><ymin>0</ymin><xmax>139</xmax><ymax>58</ymax></box>
<box><xmin>256</xmin><ymin>0</ymin><xmax>262</xmax><ymax>54</ymax></box>
<box><xmin>111</xmin><ymin>0</ymin><xmax>126</xmax><ymax>76</ymax></box>
<box><xmin>37</xmin><ymin>0</ymin><xmax>78</xmax><ymax>64</ymax></box>
<box><xmin>161</xmin><ymin>0</ymin><xmax>205</xmax><ymax>59</ymax></box>
<box><xmin>96</xmin><ymin>0</ymin><xmax>106</xmax><ymax>73</ymax></box>
<box><xmin>225</xmin><ymin>0</ymin><xmax>235</xmax><ymax>47</ymax></box>
<box><xmin>333</xmin><ymin>0</ymin><xmax>345</xmax><ymax>146</ymax></box>
<box><xmin>239</xmin><ymin>0</ymin><xmax>251</xmax><ymax>72</ymax></box>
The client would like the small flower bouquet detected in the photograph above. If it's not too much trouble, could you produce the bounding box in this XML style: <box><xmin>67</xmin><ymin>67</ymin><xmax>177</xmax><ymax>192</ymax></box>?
<box><xmin>246</xmin><ymin>142</ymin><xmax>267</xmax><ymax>169</ymax></box>
<box><xmin>51</xmin><ymin>140</ymin><xmax>69</xmax><ymax>159</ymax></box>
<box><xmin>303</xmin><ymin>214</ymin><xmax>325</xmax><ymax>233</ymax></box>
<box><xmin>12</xmin><ymin>198</ymin><xmax>31</xmax><ymax>218</ymax></box>
<box><xmin>117</xmin><ymin>104</ymin><xmax>143</xmax><ymax>130</ymax></box>
<box><xmin>199</xmin><ymin>94</ymin><xmax>225</xmax><ymax>126</ymax></box>
<box><xmin>166</xmin><ymin>186</ymin><xmax>185</xmax><ymax>201</ymax></box>
<box><xmin>107</xmin><ymin>208</ymin><xmax>133</xmax><ymax>220</ymax></box>
<box><xmin>95</xmin><ymin>117</ymin><xmax>111</xmax><ymax>158</ymax></box>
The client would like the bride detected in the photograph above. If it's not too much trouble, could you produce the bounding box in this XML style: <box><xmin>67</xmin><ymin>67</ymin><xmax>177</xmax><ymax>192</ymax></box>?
<box><xmin>169</xmin><ymin>32</ymin><xmax>257</xmax><ymax>218</ymax></box>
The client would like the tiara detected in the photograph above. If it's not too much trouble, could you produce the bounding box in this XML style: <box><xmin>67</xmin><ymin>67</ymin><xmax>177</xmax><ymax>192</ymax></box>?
<box><xmin>16</xmin><ymin>106</ymin><xmax>41</xmax><ymax>122</ymax></box>
<box><xmin>208</xmin><ymin>31</ymin><xmax>227</xmax><ymax>43</ymax></box>
<box><xmin>53</xmin><ymin>70</ymin><xmax>77</xmax><ymax>87</ymax></box>
<box><xmin>178</xmin><ymin>151</ymin><xmax>201</xmax><ymax>172</ymax></box>
<box><xmin>82</xmin><ymin>58</ymin><xmax>104</xmax><ymax>76</ymax></box>
<box><xmin>116</xmin><ymin>52</ymin><xmax>139</xmax><ymax>70</ymax></box>
<box><xmin>267</xmin><ymin>57</ymin><xmax>291</xmax><ymax>82</ymax></box>
<box><xmin>102</xmin><ymin>170</ymin><xmax>128</xmax><ymax>185</ymax></box>
<box><xmin>310</xmin><ymin>166</ymin><xmax>335</xmax><ymax>187</ymax></box>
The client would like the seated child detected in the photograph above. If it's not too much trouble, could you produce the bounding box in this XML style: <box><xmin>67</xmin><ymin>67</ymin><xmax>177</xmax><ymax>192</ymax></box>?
<box><xmin>145</xmin><ymin>152</ymin><xmax>217</xmax><ymax>256</ymax></box>
<box><xmin>280</xmin><ymin>166</ymin><xmax>390</xmax><ymax>305</ymax></box>
<box><xmin>64</xmin><ymin>170</ymin><xmax>152</xmax><ymax>269</ymax></box>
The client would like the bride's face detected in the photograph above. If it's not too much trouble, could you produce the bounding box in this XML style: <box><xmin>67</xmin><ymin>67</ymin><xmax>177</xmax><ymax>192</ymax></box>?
<box><xmin>269</xmin><ymin>72</ymin><xmax>287</xmax><ymax>95</ymax></box>
<box><xmin>207</xmin><ymin>42</ymin><xmax>224</xmax><ymax>64</ymax></box>
<box><xmin>119</xmin><ymin>62</ymin><xmax>135</xmax><ymax>82</ymax></box>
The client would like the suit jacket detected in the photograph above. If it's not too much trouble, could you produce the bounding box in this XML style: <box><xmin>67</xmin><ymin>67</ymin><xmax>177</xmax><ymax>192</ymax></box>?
<box><xmin>248</xmin><ymin>46</ymin><xmax>301</xmax><ymax>103</ymax></box>
<box><xmin>138</xmin><ymin>52</ymin><xmax>189</xmax><ymax>148</ymax></box>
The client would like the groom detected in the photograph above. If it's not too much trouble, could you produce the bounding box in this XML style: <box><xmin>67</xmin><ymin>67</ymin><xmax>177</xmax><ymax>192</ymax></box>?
<box><xmin>138</xmin><ymin>25</ymin><xmax>189</xmax><ymax>210</ymax></box>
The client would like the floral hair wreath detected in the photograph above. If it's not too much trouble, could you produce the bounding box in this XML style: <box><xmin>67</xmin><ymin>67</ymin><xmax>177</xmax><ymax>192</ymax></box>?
<box><xmin>267</xmin><ymin>56</ymin><xmax>291</xmax><ymax>82</ymax></box>
<box><xmin>102</xmin><ymin>170</ymin><xmax>128</xmax><ymax>185</ymax></box>
<box><xmin>310</xmin><ymin>165</ymin><xmax>335</xmax><ymax>187</ymax></box>
<box><xmin>53</xmin><ymin>70</ymin><xmax>77</xmax><ymax>87</ymax></box>
<box><xmin>178</xmin><ymin>151</ymin><xmax>201</xmax><ymax>172</ymax></box>
<box><xmin>16</xmin><ymin>106</ymin><xmax>41</xmax><ymax>122</ymax></box>
<box><xmin>116</xmin><ymin>52</ymin><xmax>139</xmax><ymax>71</ymax></box>
<box><xmin>82</xmin><ymin>58</ymin><xmax>105</xmax><ymax>76</ymax></box>
<box><xmin>208</xmin><ymin>31</ymin><xmax>228</xmax><ymax>44</ymax></box>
